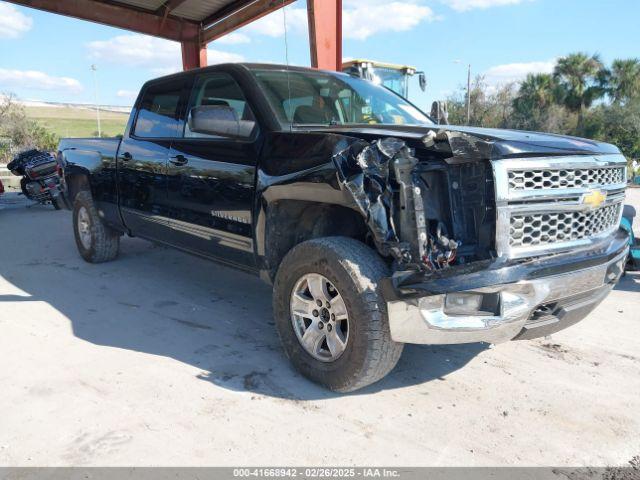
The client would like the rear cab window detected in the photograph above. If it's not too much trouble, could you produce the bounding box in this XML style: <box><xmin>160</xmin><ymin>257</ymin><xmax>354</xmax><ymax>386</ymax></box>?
<box><xmin>134</xmin><ymin>78</ymin><xmax>185</xmax><ymax>138</ymax></box>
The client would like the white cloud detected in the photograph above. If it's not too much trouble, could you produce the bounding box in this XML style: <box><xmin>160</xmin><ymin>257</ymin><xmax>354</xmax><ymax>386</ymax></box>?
<box><xmin>243</xmin><ymin>7</ymin><xmax>308</xmax><ymax>37</ymax></box>
<box><xmin>343</xmin><ymin>2</ymin><xmax>437</xmax><ymax>40</ymax></box>
<box><xmin>238</xmin><ymin>1</ymin><xmax>435</xmax><ymax>41</ymax></box>
<box><xmin>116</xmin><ymin>89</ymin><xmax>139</xmax><ymax>100</ymax></box>
<box><xmin>0</xmin><ymin>3</ymin><xmax>33</xmax><ymax>39</ymax></box>
<box><xmin>215</xmin><ymin>32</ymin><xmax>251</xmax><ymax>45</ymax></box>
<box><xmin>0</xmin><ymin>69</ymin><xmax>82</xmax><ymax>93</ymax></box>
<box><xmin>88</xmin><ymin>35</ymin><xmax>178</xmax><ymax>68</ymax></box>
<box><xmin>443</xmin><ymin>0</ymin><xmax>529</xmax><ymax>11</ymax></box>
<box><xmin>483</xmin><ymin>60</ymin><xmax>555</xmax><ymax>85</ymax></box>
<box><xmin>87</xmin><ymin>34</ymin><xmax>244</xmax><ymax>74</ymax></box>
<box><xmin>206</xmin><ymin>48</ymin><xmax>244</xmax><ymax>64</ymax></box>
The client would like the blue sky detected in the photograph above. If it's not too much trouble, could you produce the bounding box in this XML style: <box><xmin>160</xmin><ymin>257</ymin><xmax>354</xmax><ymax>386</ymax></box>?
<box><xmin>1</xmin><ymin>0</ymin><xmax>639</xmax><ymax>111</ymax></box>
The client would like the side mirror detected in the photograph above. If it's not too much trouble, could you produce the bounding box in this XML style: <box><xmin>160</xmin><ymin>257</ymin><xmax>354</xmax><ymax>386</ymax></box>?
<box><xmin>188</xmin><ymin>105</ymin><xmax>240</xmax><ymax>137</ymax></box>
<box><xmin>418</xmin><ymin>72</ymin><xmax>427</xmax><ymax>92</ymax></box>
<box><xmin>430</xmin><ymin>100</ymin><xmax>449</xmax><ymax>125</ymax></box>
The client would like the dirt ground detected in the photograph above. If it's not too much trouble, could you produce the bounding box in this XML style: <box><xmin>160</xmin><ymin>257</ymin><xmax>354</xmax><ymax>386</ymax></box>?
<box><xmin>0</xmin><ymin>189</ymin><xmax>639</xmax><ymax>467</ymax></box>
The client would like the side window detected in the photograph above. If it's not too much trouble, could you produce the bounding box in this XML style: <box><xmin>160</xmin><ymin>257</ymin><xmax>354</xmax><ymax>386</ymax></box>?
<box><xmin>185</xmin><ymin>73</ymin><xmax>257</xmax><ymax>139</ymax></box>
<box><xmin>134</xmin><ymin>79</ymin><xmax>183</xmax><ymax>138</ymax></box>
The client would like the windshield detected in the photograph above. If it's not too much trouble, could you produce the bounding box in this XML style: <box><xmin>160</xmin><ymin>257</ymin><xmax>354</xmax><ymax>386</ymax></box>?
<box><xmin>252</xmin><ymin>69</ymin><xmax>432</xmax><ymax>127</ymax></box>
<box><xmin>369</xmin><ymin>66</ymin><xmax>408</xmax><ymax>97</ymax></box>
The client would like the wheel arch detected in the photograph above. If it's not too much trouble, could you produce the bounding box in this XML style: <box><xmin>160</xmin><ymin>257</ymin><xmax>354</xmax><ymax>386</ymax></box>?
<box><xmin>60</xmin><ymin>149</ymin><xmax>101</xmax><ymax>204</ymax></box>
<box><xmin>257</xmin><ymin>197</ymin><xmax>370</xmax><ymax>282</ymax></box>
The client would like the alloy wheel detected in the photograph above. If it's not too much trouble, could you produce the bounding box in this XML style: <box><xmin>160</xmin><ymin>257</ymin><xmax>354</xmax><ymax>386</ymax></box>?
<box><xmin>290</xmin><ymin>273</ymin><xmax>349</xmax><ymax>362</ymax></box>
<box><xmin>77</xmin><ymin>206</ymin><xmax>92</xmax><ymax>250</ymax></box>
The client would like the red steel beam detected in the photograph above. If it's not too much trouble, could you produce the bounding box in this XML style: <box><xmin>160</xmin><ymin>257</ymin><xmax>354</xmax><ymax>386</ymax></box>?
<box><xmin>307</xmin><ymin>0</ymin><xmax>342</xmax><ymax>71</ymax></box>
<box><xmin>181</xmin><ymin>39</ymin><xmax>208</xmax><ymax>70</ymax></box>
<box><xmin>4</xmin><ymin>0</ymin><xmax>199</xmax><ymax>41</ymax></box>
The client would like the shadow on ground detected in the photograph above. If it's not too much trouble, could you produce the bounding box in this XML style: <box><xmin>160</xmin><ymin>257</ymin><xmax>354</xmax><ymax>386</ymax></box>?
<box><xmin>1</xmin><ymin>196</ymin><xmax>486</xmax><ymax>400</ymax></box>
<box><xmin>615</xmin><ymin>271</ymin><xmax>640</xmax><ymax>293</ymax></box>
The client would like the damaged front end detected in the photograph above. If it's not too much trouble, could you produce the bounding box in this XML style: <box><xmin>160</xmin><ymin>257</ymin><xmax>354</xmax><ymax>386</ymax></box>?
<box><xmin>332</xmin><ymin>129</ymin><xmax>628</xmax><ymax>345</ymax></box>
<box><xmin>332</xmin><ymin>130</ymin><xmax>495</xmax><ymax>274</ymax></box>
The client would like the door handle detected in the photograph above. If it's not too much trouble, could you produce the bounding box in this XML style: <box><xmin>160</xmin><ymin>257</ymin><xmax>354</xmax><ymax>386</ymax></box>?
<box><xmin>119</xmin><ymin>151</ymin><xmax>132</xmax><ymax>162</ymax></box>
<box><xmin>169</xmin><ymin>154</ymin><xmax>188</xmax><ymax>166</ymax></box>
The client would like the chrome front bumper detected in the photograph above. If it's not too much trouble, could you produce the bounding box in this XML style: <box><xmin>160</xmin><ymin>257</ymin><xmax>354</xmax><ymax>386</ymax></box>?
<box><xmin>387</xmin><ymin>248</ymin><xmax>627</xmax><ymax>345</ymax></box>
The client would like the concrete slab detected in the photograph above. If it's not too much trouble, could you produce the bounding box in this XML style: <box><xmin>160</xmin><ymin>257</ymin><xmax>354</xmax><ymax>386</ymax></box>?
<box><xmin>0</xmin><ymin>191</ymin><xmax>638</xmax><ymax>467</ymax></box>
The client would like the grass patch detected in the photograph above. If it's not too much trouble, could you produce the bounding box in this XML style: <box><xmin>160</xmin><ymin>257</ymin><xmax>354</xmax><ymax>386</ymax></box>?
<box><xmin>25</xmin><ymin>106</ymin><xmax>129</xmax><ymax>138</ymax></box>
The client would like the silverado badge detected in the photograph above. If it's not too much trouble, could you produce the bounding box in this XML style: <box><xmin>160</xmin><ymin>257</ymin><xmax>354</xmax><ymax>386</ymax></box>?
<box><xmin>582</xmin><ymin>189</ymin><xmax>607</xmax><ymax>209</ymax></box>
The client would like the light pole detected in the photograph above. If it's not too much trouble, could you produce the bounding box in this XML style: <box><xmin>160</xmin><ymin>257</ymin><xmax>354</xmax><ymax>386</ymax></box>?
<box><xmin>466</xmin><ymin>63</ymin><xmax>471</xmax><ymax>125</ymax></box>
<box><xmin>454</xmin><ymin>60</ymin><xmax>472</xmax><ymax>125</ymax></box>
<box><xmin>90</xmin><ymin>64</ymin><xmax>101</xmax><ymax>137</ymax></box>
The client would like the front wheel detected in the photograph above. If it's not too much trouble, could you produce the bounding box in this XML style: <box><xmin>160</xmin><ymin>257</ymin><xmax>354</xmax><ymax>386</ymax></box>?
<box><xmin>73</xmin><ymin>190</ymin><xmax>120</xmax><ymax>263</ymax></box>
<box><xmin>273</xmin><ymin>237</ymin><xmax>404</xmax><ymax>392</ymax></box>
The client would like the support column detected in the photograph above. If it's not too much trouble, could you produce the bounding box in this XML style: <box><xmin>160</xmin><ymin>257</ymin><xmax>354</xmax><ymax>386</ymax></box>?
<box><xmin>307</xmin><ymin>0</ymin><xmax>342</xmax><ymax>71</ymax></box>
<box><xmin>181</xmin><ymin>38</ymin><xmax>207</xmax><ymax>70</ymax></box>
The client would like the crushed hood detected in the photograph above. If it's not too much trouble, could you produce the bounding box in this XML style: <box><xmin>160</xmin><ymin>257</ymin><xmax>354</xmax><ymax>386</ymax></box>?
<box><xmin>311</xmin><ymin>124</ymin><xmax>621</xmax><ymax>159</ymax></box>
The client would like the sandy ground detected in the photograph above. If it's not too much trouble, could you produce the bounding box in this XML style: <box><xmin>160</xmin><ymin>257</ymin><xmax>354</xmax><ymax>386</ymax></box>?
<box><xmin>0</xmin><ymin>190</ymin><xmax>639</xmax><ymax>467</ymax></box>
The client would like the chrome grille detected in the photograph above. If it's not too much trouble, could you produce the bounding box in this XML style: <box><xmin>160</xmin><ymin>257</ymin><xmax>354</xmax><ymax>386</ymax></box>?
<box><xmin>492</xmin><ymin>155</ymin><xmax>627</xmax><ymax>258</ymax></box>
<box><xmin>509</xmin><ymin>203</ymin><xmax>622</xmax><ymax>248</ymax></box>
<box><xmin>508</xmin><ymin>167</ymin><xmax>625</xmax><ymax>190</ymax></box>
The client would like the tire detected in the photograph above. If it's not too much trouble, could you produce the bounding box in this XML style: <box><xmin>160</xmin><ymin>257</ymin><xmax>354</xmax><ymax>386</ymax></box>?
<box><xmin>273</xmin><ymin>237</ymin><xmax>404</xmax><ymax>392</ymax></box>
<box><xmin>73</xmin><ymin>190</ymin><xmax>119</xmax><ymax>263</ymax></box>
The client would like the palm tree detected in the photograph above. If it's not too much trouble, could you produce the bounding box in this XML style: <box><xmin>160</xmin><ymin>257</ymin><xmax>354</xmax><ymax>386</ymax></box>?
<box><xmin>553</xmin><ymin>53</ymin><xmax>606</xmax><ymax>128</ymax></box>
<box><xmin>511</xmin><ymin>74</ymin><xmax>559</xmax><ymax>130</ymax></box>
<box><xmin>514</xmin><ymin>73</ymin><xmax>556</xmax><ymax>111</ymax></box>
<box><xmin>606</xmin><ymin>58</ymin><xmax>640</xmax><ymax>104</ymax></box>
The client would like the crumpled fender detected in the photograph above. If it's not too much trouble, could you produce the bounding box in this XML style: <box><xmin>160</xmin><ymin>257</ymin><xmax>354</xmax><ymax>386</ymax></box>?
<box><xmin>422</xmin><ymin>128</ymin><xmax>495</xmax><ymax>162</ymax></box>
<box><xmin>332</xmin><ymin>137</ymin><xmax>417</xmax><ymax>265</ymax></box>
<box><xmin>331</xmin><ymin>130</ymin><xmax>480</xmax><ymax>270</ymax></box>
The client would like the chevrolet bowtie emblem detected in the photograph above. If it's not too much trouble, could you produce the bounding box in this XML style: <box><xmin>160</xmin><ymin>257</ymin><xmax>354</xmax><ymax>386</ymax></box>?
<box><xmin>582</xmin><ymin>189</ymin><xmax>607</xmax><ymax>209</ymax></box>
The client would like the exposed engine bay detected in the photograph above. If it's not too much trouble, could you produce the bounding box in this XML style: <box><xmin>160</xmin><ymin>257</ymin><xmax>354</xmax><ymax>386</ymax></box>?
<box><xmin>333</xmin><ymin>132</ymin><xmax>496</xmax><ymax>273</ymax></box>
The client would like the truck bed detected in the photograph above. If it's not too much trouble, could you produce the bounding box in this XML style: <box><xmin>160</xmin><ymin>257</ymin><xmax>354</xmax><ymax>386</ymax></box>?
<box><xmin>58</xmin><ymin>137</ymin><xmax>121</xmax><ymax>159</ymax></box>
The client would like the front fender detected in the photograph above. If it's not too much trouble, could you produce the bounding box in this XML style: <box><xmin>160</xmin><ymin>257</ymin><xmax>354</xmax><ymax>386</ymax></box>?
<box><xmin>254</xmin><ymin>132</ymin><xmax>364</xmax><ymax>279</ymax></box>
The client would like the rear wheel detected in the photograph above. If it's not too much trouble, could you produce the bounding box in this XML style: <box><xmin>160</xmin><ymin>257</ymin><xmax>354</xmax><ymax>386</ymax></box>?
<box><xmin>73</xmin><ymin>190</ymin><xmax>119</xmax><ymax>263</ymax></box>
<box><xmin>273</xmin><ymin>237</ymin><xmax>404</xmax><ymax>392</ymax></box>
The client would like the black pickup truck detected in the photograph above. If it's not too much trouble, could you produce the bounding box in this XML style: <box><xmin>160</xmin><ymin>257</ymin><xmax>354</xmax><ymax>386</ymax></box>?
<box><xmin>58</xmin><ymin>63</ymin><xmax>629</xmax><ymax>392</ymax></box>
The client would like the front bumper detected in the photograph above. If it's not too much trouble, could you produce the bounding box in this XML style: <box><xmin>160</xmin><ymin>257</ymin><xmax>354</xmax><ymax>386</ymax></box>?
<box><xmin>385</xmin><ymin>231</ymin><xmax>629</xmax><ymax>345</ymax></box>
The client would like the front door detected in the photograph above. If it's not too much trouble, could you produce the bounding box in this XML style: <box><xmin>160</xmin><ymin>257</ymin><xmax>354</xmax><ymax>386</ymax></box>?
<box><xmin>166</xmin><ymin>71</ymin><xmax>259</xmax><ymax>268</ymax></box>
<box><xmin>117</xmin><ymin>77</ymin><xmax>187</xmax><ymax>242</ymax></box>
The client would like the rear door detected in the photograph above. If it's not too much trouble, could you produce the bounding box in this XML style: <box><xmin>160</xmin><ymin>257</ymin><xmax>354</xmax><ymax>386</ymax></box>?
<box><xmin>117</xmin><ymin>77</ymin><xmax>188</xmax><ymax>241</ymax></box>
<box><xmin>166</xmin><ymin>71</ymin><xmax>260</xmax><ymax>268</ymax></box>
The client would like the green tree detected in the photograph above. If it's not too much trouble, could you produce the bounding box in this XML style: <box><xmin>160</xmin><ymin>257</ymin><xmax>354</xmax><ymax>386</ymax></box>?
<box><xmin>0</xmin><ymin>93</ymin><xmax>59</xmax><ymax>163</ymax></box>
<box><xmin>512</xmin><ymin>73</ymin><xmax>557</xmax><ymax>130</ymax></box>
<box><xmin>553</xmin><ymin>53</ymin><xmax>606</xmax><ymax>129</ymax></box>
<box><xmin>515</xmin><ymin>73</ymin><xmax>557</xmax><ymax>110</ymax></box>
<box><xmin>438</xmin><ymin>52</ymin><xmax>640</xmax><ymax>161</ymax></box>
<box><xmin>605</xmin><ymin>58</ymin><xmax>640</xmax><ymax>105</ymax></box>
<box><xmin>445</xmin><ymin>76</ymin><xmax>516</xmax><ymax>128</ymax></box>
<box><xmin>583</xmin><ymin>99</ymin><xmax>640</xmax><ymax>162</ymax></box>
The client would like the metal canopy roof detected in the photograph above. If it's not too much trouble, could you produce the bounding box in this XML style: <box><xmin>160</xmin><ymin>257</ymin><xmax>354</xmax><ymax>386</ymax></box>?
<box><xmin>109</xmin><ymin>0</ymin><xmax>259</xmax><ymax>28</ymax></box>
<box><xmin>5</xmin><ymin>0</ymin><xmax>342</xmax><ymax>71</ymax></box>
<box><xmin>5</xmin><ymin>0</ymin><xmax>295</xmax><ymax>43</ymax></box>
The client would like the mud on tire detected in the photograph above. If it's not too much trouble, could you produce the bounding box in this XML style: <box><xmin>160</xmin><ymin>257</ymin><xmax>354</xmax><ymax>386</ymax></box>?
<box><xmin>273</xmin><ymin>237</ymin><xmax>404</xmax><ymax>392</ymax></box>
<box><xmin>73</xmin><ymin>190</ymin><xmax>120</xmax><ymax>263</ymax></box>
